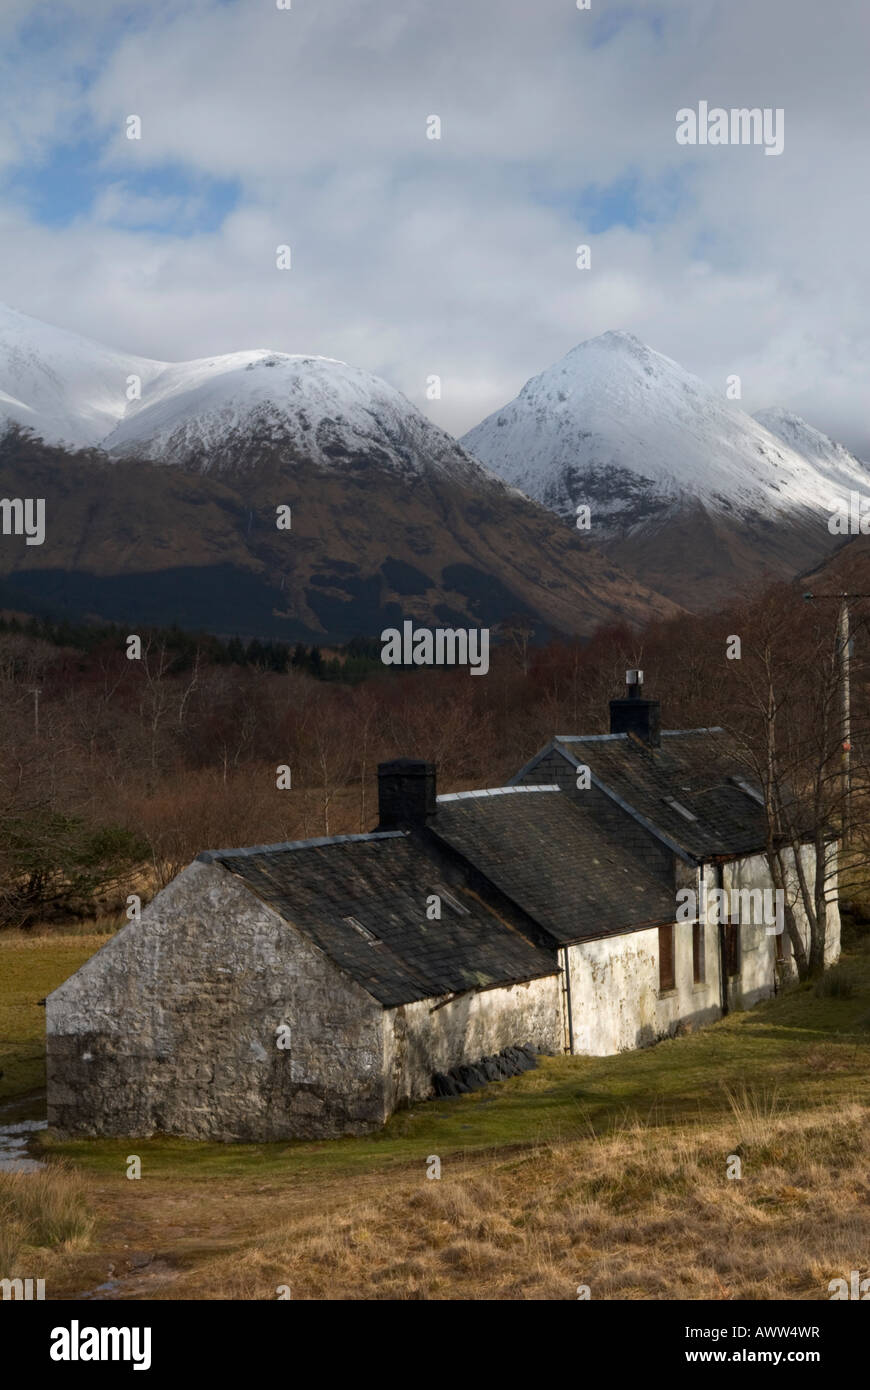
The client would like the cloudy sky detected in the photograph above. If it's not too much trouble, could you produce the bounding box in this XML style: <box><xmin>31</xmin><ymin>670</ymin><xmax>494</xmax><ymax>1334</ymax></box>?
<box><xmin>0</xmin><ymin>0</ymin><xmax>868</xmax><ymax>450</ymax></box>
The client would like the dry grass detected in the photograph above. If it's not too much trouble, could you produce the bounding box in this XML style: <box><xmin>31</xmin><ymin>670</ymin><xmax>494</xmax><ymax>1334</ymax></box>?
<box><xmin>0</xmin><ymin>1162</ymin><xmax>94</xmax><ymax>1273</ymax></box>
<box><xmin>143</xmin><ymin>1092</ymin><xmax>870</xmax><ymax>1301</ymax></box>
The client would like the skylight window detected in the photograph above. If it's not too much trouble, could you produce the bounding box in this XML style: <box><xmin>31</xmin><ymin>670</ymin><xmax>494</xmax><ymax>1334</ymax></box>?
<box><xmin>343</xmin><ymin>915</ymin><xmax>379</xmax><ymax>943</ymax></box>
<box><xmin>729</xmin><ymin>776</ymin><xmax>765</xmax><ymax>806</ymax></box>
<box><xmin>663</xmin><ymin>797</ymin><xmax>697</xmax><ymax>822</ymax></box>
<box><xmin>437</xmin><ymin>888</ymin><xmax>471</xmax><ymax>916</ymax></box>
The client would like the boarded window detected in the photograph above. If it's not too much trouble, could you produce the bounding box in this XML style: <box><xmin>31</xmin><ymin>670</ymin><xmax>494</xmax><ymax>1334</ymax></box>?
<box><xmin>692</xmin><ymin>921</ymin><xmax>705</xmax><ymax>984</ymax></box>
<box><xmin>659</xmin><ymin>924</ymin><xmax>675</xmax><ymax>992</ymax></box>
<box><xmin>724</xmin><ymin>922</ymin><xmax>741</xmax><ymax>977</ymax></box>
<box><xmin>342</xmin><ymin>915</ymin><xmax>379</xmax><ymax>944</ymax></box>
<box><xmin>435</xmin><ymin>887</ymin><xmax>470</xmax><ymax>917</ymax></box>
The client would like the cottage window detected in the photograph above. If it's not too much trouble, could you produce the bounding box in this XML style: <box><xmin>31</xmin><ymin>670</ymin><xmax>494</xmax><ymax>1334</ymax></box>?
<box><xmin>659</xmin><ymin>924</ymin><xmax>676</xmax><ymax>992</ymax></box>
<box><xmin>692</xmin><ymin>921</ymin><xmax>705</xmax><ymax>984</ymax></box>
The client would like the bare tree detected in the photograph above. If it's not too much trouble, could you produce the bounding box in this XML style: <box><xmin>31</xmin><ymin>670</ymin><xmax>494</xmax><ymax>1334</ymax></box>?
<box><xmin>721</xmin><ymin>588</ymin><xmax>870</xmax><ymax>978</ymax></box>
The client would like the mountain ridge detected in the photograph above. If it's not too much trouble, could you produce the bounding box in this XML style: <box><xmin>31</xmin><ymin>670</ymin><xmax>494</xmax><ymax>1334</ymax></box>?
<box><xmin>2</xmin><ymin>306</ymin><xmax>861</xmax><ymax>623</ymax></box>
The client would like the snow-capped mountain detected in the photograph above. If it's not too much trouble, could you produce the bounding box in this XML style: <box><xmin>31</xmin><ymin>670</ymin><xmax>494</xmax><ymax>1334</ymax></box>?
<box><xmin>753</xmin><ymin>406</ymin><xmax>867</xmax><ymax>485</ymax></box>
<box><xmin>0</xmin><ymin>303</ymin><xmax>163</xmax><ymax>449</ymax></box>
<box><xmin>460</xmin><ymin>331</ymin><xmax>870</xmax><ymax>531</ymax></box>
<box><xmin>102</xmin><ymin>349</ymin><xmax>486</xmax><ymax>483</ymax></box>
<box><xmin>460</xmin><ymin>332</ymin><xmax>870</xmax><ymax>607</ymax></box>
<box><xmin>0</xmin><ymin>306</ymin><xmax>681</xmax><ymax>642</ymax></box>
<box><xmin>0</xmin><ymin>303</ymin><xmax>490</xmax><ymax>486</ymax></box>
<box><xmin>2</xmin><ymin>306</ymin><xmax>864</xmax><ymax>618</ymax></box>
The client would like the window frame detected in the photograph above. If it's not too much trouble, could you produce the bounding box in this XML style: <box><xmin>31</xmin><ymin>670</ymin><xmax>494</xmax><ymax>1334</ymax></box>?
<box><xmin>692</xmin><ymin>920</ymin><xmax>706</xmax><ymax>985</ymax></box>
<box><xmin>658</xmin><ymin>923</ymin><xmax>676</xmax><ymax>993</ymax></box>
<box><xmin>723</xmin><ymin>920</ymin><xmax>741</xmax><ymax>977</ymax></box>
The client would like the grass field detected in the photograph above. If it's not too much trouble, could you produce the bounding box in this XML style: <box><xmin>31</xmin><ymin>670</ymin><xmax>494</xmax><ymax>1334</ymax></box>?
<box><xmin>0</xmin><ymin>929</ymin><xmax>112</xmax><ymax>1106</ymax></box>
<box><xmin>2</xmin><ymin>928</ymin><xmax>870</xmax><ymax>1299</ymax></box>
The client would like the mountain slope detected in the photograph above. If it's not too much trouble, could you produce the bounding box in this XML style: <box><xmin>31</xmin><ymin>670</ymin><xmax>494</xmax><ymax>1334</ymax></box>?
<box><xmin>0</xmin><ymin>304</ymin><xmax>490</xmax><ymax>488</ymax></box>
<box><xmin>0</xmin><ymin>426</ymin><xmax>681</xmax><ymax>644</ymax></box>
<box><xmin>0</xmin><ymin>307</ymin><xmax>689</xmax><ymax>641</ymax></box>
<box><xmin>461</xmin><ymin>332</ymin><xmax>870</xmax><ymax>608</ymax></box>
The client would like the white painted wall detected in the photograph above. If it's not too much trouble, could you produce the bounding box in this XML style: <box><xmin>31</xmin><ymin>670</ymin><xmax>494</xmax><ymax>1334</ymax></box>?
<box><xmin>565</xmin><ymin>912</ymin><xmax>720</xmax><ymax>1057</ymax></box>
<box><xmin>384</xmin><ymin>974</ymin><xmax>562</xmax><ymax>1108</ymax></box>
<box><xmin>723</xmin><ymin>844</ymin><xmax>841</xmax><ymax>1001</ymax></box>
<box><xmin>566</xmin><ymin>840</ymin><xmax>841</xmax><ymax>1058</ymax></box>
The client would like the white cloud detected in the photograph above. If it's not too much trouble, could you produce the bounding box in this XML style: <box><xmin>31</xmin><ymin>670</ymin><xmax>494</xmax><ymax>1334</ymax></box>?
<box><xmin>0</xmin><ymin>0</ymin><xmax>868</xmax><ymax>453</ymax></box>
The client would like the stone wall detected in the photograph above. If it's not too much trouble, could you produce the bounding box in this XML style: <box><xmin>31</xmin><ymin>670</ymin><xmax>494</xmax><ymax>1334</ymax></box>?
<box><xmin>46</xmin><ymin>859</ymin><xmax>388</xmax><ymax>1141</ymax></box>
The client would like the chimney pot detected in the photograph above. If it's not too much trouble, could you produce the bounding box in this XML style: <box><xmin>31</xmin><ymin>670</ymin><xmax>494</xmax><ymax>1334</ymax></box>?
<box><xmin>626</xmin><ymin>668</ymin><xmax>643</xmax><ymax>700</ymax></box>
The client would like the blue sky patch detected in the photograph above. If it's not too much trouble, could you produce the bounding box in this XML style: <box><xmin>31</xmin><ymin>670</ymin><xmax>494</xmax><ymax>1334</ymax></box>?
<box><xmin>5</xmin><ymin>138</ymin><xmax>240</xmax><ymax>235</ymax></box>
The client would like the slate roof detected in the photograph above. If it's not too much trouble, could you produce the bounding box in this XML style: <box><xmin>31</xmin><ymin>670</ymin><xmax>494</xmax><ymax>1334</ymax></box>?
<box><xmin>428</xmin><ymin>787</ymin><xmax>677</xmax><ymax>945</ymax></box>
<box><xmin>199</xmin><ymin>832</ymin><xmax>558</xmax><ymax>1009</ymax></box>
<box><xmin>190</xmin><ymin>725</ymin><xmax>773</xmax><ymax>1003</ymax></box>
<box><xmin>541</xmin><ymin>729</ymin><xmax>769</xmax><ymax>860</ymax></box>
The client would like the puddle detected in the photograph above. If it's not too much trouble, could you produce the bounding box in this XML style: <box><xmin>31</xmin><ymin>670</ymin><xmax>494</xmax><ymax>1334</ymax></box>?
<box><xmin>80</xmin><ymin>1278</ymin><xmax>122</xmax><ymax>1299</ymax></box>
<box><xmin>76</xmin><ymin>1259</ymin><xmax>179</xmax><ymax>1301</ymax></box>
<box><xmin>0</xmin><ymin>1119</ymin><xmax>47</xmax><ymax>1172</ymax></box>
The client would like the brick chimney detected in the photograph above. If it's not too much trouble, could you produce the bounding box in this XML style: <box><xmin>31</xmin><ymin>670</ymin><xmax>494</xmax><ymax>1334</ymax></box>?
<box><xmin>377</xmin><ymin>759</ymin><xmax>437</xmax><ymax>829</ymax></box>
<box><xmin>609</xmin><ymin>669</ymin><xmax>661</xmax><ymax>746</ymax></box>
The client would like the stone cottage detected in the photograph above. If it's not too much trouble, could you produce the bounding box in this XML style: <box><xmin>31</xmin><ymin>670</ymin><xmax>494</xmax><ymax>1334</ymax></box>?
<box><xmin>46</xmin><ymin>679</ymin><xmax>840</xmax><ymax>1141</ymax></box>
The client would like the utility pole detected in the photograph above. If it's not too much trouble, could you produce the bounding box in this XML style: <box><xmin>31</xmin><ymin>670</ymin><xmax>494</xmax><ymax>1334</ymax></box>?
<box><xmin>28</xmin><ymin>686</ymin><xmax>41</xmax><ymax>741</ymax></box>
<box><xmin>838</xmin><ymin>596</ymin><xmax>851</xmax><ymax>845</ymax></box>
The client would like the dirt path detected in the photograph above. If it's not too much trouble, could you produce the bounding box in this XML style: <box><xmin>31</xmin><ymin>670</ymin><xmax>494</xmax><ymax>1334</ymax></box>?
<box><xmin>63</xmin><ymin>1161</ymin><xmax>425</xmax><ymax>1299</ymax></box>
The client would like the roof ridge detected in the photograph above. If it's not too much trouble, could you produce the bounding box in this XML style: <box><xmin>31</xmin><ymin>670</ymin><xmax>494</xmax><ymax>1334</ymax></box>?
<box><xmin>555</xmin><ymin>727</ymin><xmax>725</xmax><ymax>742</ymax></box>
<box><xmin>555</xmin><ymin>733</ymin><xmax>626</xmax><ymax>742</ymax></box>
<box><xmin>437</xmin><ymin>785</ymin><xmax>560</xmax><ymax>802</ymax></box>
<box><xmin>661</xmin><ymin>726</ymin><xmax>725</xmax><ymax>736</ymax></box>
<box><xmin>197</xmin><ymin>830</ymin><xmax>406</xmax><ymax>862</ymax></box>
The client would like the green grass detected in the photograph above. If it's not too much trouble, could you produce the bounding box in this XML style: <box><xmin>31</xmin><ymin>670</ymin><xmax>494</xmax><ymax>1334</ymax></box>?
<box><xmin>26</xmin><ymin>932</ymin><xmax>870</xmax><ymax>1186</ymax></box>
<box><xmin>0</xmin><ymin>932</ymin><xmax>108</xmax><ymax>1105</ymax></box>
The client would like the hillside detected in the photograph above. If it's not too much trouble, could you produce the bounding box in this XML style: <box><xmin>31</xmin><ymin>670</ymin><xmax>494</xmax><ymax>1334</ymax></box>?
<box><xmin>0</xmin><ymin>427</ymin><xmax>679</xmax><ymax>642</ymax></box>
